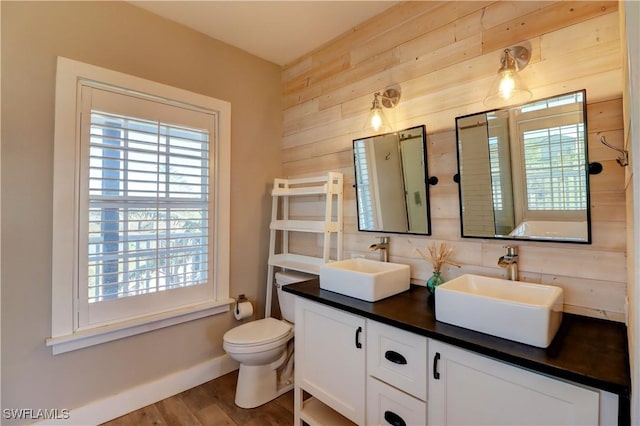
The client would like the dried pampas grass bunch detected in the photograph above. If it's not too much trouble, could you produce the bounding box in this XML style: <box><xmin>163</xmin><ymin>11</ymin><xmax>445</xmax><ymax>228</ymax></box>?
<box><xmin>417</xmin><ymin>242</ymin><xmax>460</xmax><ymax>273</ymax></box>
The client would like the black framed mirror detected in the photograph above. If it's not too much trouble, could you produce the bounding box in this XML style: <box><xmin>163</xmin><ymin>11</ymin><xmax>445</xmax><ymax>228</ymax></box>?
<box><xmin>353</xmin><ymin>125</ymin><xmax>431</xmax><ymax>235</ymax></box>
<box><xmin>455</xmin><ymin>90</ymin><xmax>591</xmax><ymax>243</ymax></box>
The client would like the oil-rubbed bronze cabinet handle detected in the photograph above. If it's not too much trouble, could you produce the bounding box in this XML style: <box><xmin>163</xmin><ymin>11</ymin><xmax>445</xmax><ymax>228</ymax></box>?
<box><xmin>384</xmin><ymin>350</ymin><xmax>407</xmax><ymax>365</ymax></box>
<box><xmin>355</xmin><ymin>326</ymin><xmax>363</xmax><ymax>349</ymax></box>
<box><xmin>433</xmin><ymin>352</ymin><xmax>441</xmax><ymax>379</ymax></box>
<box><xmin>384</xmin><ymin>410</ymin><xmax>406</xmax><ymax>426</ymax></box>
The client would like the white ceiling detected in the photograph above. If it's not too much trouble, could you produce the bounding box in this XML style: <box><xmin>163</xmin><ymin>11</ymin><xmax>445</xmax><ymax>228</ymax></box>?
<box><xmin>131</xmin><ymin>1</ymin><xmax>399</xmax><ymax>66</ymax></box>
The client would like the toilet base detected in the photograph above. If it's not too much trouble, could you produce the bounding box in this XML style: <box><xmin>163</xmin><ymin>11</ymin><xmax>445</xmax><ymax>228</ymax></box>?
<box><xmin>234</xmin><ymin>364</ymin><xmax>293</xmax><ymax>408</ymax></box>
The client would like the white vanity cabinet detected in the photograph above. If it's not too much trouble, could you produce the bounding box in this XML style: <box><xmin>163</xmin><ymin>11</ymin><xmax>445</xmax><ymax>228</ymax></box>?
<box><xmin>292</xmin><ymin>295</ymin><xmax>622</xmax><ymax>426</ymax></box>
<box><xmin>428</xmin><ymin>340</ymin><xmax>616</xmax><ymax>426</ymax></box>
<box><xmin>294</xmin><ymin>298</ymin><xmax>366</xmax><ymax>425</ymax></box>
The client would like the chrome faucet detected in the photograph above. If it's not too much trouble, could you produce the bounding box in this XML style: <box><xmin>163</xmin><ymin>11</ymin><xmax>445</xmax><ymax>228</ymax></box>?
<box><xmin>498</xmin><ymin>246</ymin><xmax>519</xmax><ymax>281</ymax></box>
<box><xmin>369</xmin><ymin>237</ymin><xmax>389</xmax><ymax>262</ymax></box>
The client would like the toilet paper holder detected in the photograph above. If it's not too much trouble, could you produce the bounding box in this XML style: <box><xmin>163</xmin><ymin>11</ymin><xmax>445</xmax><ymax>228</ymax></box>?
<box><xmin>235</xmin><ymin>294</ymin><xmax>248</xmax><ymax>315</ymax></box>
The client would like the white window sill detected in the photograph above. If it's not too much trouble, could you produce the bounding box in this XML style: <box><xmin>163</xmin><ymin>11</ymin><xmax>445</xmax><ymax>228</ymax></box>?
<box><xmin>46</xmin><ymin>298</ymin><xmax>234</xmax><ymax>355</ymax></box>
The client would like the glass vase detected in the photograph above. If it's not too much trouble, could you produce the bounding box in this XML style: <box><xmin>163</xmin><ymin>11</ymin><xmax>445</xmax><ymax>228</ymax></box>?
<box><xmin>427</xmin><ymin>271</ymin><xmax>445</xmax><ymax>294</ymax></box>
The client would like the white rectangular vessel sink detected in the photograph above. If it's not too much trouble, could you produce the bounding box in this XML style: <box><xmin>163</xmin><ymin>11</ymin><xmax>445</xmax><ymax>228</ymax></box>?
<box><xmin>435</xmin><ymin>274</ymin><xmax>563</xmax><ymax>348</ymax></box>
<box><xmin>319</xmin><ymin>258</ymin><xmax>410</xmax><ymax>302</ymax></box>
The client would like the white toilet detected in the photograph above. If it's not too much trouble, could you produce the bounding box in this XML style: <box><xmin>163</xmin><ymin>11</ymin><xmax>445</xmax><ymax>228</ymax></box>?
<box><xmin>223</xmin><ymin>271</ymin><xmax>313</xmax><ymax>408</ymax></box>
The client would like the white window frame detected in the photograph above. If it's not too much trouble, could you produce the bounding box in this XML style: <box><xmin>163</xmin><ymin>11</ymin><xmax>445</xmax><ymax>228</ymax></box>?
<box><xmin>47</xmin><ymin>57</ymin><xmax>232</xmax><ymax>355</ymax></box>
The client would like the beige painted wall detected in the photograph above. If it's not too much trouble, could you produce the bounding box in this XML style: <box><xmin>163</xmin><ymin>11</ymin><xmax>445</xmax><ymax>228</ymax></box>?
<box><xmin>1</xmin><ymin>1</ymin><xmax>281</xmax><ymax>415</ymax></box>
<box><xmin>282</xmin><ymin>1</ymin><xmax>626</xmax><ymax>321</ymax></box>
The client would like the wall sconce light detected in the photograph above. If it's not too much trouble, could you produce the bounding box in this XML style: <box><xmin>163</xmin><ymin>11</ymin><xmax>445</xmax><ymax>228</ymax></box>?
<box><xmin>366</xmin><ymin>88</ymin><xmax>400</xmax><ymax>132</ymax></box>
<box><xmin>484</xmin><ymin>46</ymin><xmax>532</xmax><ymax>107</ymax></box>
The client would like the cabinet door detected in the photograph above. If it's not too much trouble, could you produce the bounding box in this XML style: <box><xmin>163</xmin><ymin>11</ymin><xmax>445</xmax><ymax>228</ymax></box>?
<box><xmin>429</xmin><ymin>340</ymin><xmax>599</xmax><ymax>426</ymax></box>
<box><xmin>295</xmin><ymin>298</ymin><xmax>366</xmax><ymax>425</ymax></box>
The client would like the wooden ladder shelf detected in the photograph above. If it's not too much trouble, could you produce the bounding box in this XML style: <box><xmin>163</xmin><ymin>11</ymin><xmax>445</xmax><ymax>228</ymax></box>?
<box><xmin>264</xmin><ymin>172</ymin><xmax>343</xmax><ymax>317</ymax></box>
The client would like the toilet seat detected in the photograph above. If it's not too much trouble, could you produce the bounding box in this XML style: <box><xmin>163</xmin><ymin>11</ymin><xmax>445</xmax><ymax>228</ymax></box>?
<box><xmin>223</xmin><ymin>317</ymin><xmax>292</xmax><ymax>350</ymax></box>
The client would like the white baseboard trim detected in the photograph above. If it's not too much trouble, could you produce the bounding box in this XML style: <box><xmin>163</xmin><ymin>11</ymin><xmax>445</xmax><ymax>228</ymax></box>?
<box><xmin>35</xmin><ymin>354</ymin><xmax>239</xmax><ymax>425</ymax></box>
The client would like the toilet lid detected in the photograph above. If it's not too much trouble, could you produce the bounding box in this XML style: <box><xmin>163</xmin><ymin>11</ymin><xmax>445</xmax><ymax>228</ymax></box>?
<box><xmin>224</xmin><ymin>317</ymin><xmax>292</xmax><ymax>346</ymax></box>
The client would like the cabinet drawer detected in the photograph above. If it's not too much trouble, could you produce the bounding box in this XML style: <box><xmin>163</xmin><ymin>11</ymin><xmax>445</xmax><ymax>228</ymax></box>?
<box><xmin>366</xmin><ymin>376</ymin><xmax>427</xmax><ymax>426</ymax></box>
<box><xmin>366</xmin><ymin>320</ymin><xmax>427</xmax><ymax>401</ymax></box>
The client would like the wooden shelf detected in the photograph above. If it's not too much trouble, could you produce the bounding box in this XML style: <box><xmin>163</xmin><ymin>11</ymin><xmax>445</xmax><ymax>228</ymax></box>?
<box><xmin>270</xmin><ymin>220</ymin><xmax>339</xmax><ymax>233</ymax></box>
<box><xmin>271</xmin><ymin>174</ymin><xmax>340</xmax><ymax>196</ymax></box>
<box><xmin>265</xmin><ymin>172</ymin><xmax>343</xmax><ymax>318</ymax></box>
<box><xmin>271</xmin><ymin>185</ymin><xmax>328</xmax><ymax>196</ymax></box>
<box><xmin>268</xmin><ymin>254</ymin><xmax>325</xmax><ymax>275</ymax></box>
<box><xmin>299</xmin><ymin>397</ymin><xmax>356</xmax><ymax>426</ymax></box>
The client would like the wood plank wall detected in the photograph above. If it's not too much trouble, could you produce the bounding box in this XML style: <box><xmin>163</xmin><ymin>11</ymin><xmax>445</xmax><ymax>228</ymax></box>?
<box><xmin>281</xmin><ymin>1</ymin><xmax>626</xmax><ymax>321</ymax></box>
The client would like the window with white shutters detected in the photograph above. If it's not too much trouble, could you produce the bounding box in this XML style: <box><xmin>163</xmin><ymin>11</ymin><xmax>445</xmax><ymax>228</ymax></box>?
<box><xmin>88</xmin><ymin>111</ymin><xmax>210</xmax><ymax>302</ymax></box>
<box><xmin>77</xmin><ymin>85</ymin><xmax>219</xmax><ymax>327</ymax></box>
<box><xmin>49</xmin><ymin>57</ymin><xmax>231</xmax><ymax>354</ymax></box>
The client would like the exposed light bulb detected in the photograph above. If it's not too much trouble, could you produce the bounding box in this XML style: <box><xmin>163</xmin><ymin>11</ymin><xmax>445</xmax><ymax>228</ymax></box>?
<box><xmin>370</xmin><ymin>109</ymin><xmax>383</xmax><ymax>131</ymax></box>
<box><xmin>498</xmin><ymin>71</ymin><xmax>515</xmax><ymax>100</ymax></box>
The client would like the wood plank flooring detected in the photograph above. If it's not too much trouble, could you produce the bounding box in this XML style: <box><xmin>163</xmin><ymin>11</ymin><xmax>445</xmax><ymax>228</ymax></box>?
<box><xmin>101</xmin><ymin>370</ymin><xmax>294</xmax><ymax>426</ymax></box>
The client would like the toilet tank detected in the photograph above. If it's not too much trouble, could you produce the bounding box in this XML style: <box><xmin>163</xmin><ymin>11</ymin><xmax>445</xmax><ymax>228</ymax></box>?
<box><xmin>275</xmin><ymin>271</ymin><xmax>316</xmax><ymax>323</ymax></box>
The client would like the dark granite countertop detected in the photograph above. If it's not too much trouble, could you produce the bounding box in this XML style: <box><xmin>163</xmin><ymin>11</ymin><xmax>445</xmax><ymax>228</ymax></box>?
<box><xmin>283</xmin><ymin>279</ymin><xmax>631</xmax><ymax>398</ymax></box>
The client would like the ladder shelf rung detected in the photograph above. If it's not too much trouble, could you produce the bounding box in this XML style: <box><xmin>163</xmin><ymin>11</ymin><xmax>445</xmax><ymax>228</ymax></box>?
<box><xmin>271</xmin><ymin>185</ymin><xmax>328</xmax><ymax>196</ymax></box>
<box><xmin>268</xmin><ymin>254</ymin><xmax>326</xmax><ymax>275</ymax></box>
<box><xmin>270</xmin><ymin>220</ymin><xmax>339</xmax><ymax>233</ymax></box>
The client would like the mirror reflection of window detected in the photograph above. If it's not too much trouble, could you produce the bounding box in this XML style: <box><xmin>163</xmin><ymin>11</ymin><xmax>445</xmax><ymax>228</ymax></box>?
<box><xmin>457</xmin><ymin>116</ymin><xmax>496</xmax><ymax>237</ymax></box>
<box><xmin>517</xmin><ymin>93</ymin><xmax>587</xmax><ymax>215</ymax></box>
<box><xmin>353</xmin><ymin>125</ymin><xmax>431</xmax><ymax>235</ymax></box>
<box><xmin>353</xmin><ymin>140</ymin><xmax>378</xmax><ymax>230</ymax></box>
<box><xmin>488</xmin><ymin>136</ymin><xmax>502</xmax><ymax>211</ymax></box>
<box><xmin>456</xmin><ymin>90</ymin><xmax>590</xmax><ymax>243</ymax></box>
